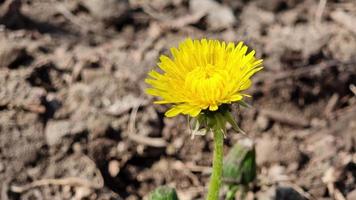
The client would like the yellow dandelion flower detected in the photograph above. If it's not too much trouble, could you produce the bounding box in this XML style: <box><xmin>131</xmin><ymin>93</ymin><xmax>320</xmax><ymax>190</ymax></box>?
<box><xmin>146</xmin><ymin>38</ymin><xmax>263</xmax><ymax>117</ymax></box>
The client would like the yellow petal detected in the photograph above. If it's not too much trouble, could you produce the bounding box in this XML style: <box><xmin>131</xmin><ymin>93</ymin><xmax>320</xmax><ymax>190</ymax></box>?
<box><xmin>165</xmin><ymin>106</ymin><xmax>184</xmax><ymax>117</ymax></box>
<box><xmin>209</xmin><ymin>104</ymin><xmax>219</xmax><ymax>111</ymax></box>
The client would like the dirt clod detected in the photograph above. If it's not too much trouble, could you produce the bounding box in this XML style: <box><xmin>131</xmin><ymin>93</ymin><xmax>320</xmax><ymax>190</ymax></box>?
<box><xmin>0</xmin><ymin>0</ymin><xmax>355</xmax><ymax>199</ymax></box>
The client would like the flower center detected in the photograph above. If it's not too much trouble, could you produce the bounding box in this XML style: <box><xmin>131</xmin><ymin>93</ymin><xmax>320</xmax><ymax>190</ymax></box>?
<box><xmin>203</xmin><ymin>64</ymin><xmax>217</xmax><ymax>79</ymax></box>
<box><xmin>185</xmin><ymin>64</ymin><xmax>228</xmax><ymax>104</ymax></box>
<box><xmin>188</xmin><ymin>64</ymin><xmax>219</xmax><ymax>81</ymax></box>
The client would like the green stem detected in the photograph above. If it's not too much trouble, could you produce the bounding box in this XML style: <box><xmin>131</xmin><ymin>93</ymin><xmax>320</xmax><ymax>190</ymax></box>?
<box><xmin>206</xmin><ymin>128</ymin><xmax>224</xmax><ymax>200</ymax></box>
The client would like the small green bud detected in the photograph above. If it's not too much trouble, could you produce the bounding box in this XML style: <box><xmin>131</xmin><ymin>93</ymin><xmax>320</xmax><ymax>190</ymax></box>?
<box><xmin>148</xmin><ymin>186</ymin><xmax>179</xmax><ymax>200</ymax></box>
<box><xmin>223</xmin><ymin>139</ymin><xmax>256</xmax><ymax>186</ymax></box>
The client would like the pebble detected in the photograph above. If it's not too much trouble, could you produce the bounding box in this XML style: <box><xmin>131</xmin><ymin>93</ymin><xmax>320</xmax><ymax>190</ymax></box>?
<box><xmin>256</xmin><ymin>114</ymin><xmax>271</xmax><ymax>132</ymax></box>
<box><xmin>45</xmin><ymin>120</ymin><xmax>85</xmax><ymax>146</ymax></box>
<box><xmin>256</xmin><ymin>135</ymin><xmax>302</xmax><ymax>166</ymax></box>
<box><xmin>257</xmin><ymin>186</ymin><xmax>306</xmax><ymax>200</ymax></box>
<box><xmin>190</xmin><ymin>0</ymin><xmax>236</xmax><ymax>30</ymax></box>
<box><xmin>82</xmin><ymin>0</ymin><xmax>129</xmax><ymax>23</ymax></box>
<box><xmin>276</xmin><ymin>186</ymin><xmax>306</xmax><ymax>200</ymax></box>
<box><xmin>108</xmin><ymin>160</ymin><xmax>120</xmax><ymax>177</ymax></box>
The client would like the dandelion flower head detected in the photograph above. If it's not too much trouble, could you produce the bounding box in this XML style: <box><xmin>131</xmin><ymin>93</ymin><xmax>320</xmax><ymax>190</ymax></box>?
<box><xmin>146</xmin><ymin>38</ymin><xmax>263</xmax><ymax>117</ymax></box>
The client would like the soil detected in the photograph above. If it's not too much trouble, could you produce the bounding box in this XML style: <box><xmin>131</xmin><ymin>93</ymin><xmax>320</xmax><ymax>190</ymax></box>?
<box><xmin>0</xmin><ymin>0</ymin><xmax>355</xmax><ymax>200</ymax></box>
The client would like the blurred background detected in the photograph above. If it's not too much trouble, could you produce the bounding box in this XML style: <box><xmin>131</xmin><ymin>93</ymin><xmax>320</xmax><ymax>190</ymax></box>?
<box><xmin>0</xmin><ymin>0</ymin><xmax>355</xmax><ymax>199</ymax></box>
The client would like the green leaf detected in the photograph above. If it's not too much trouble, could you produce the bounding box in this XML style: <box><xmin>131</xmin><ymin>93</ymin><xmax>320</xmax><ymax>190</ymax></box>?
<box><xmin>148</xmin><ymin>186</ymin><xmax>179</xmax><ymax>200</ymax></box>
<box><xmin>222</xmin><ymin>141</ymin><xmax>256</xmax><ymax>185</ymax></box>
<box><xmin>241</xmin><ymin>149</ymin><xmax>256</xmax><ymax>184</ymax></box>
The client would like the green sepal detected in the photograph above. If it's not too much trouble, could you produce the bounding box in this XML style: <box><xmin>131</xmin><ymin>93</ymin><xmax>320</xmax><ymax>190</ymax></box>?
<box><xmin>148</xmin><ymin>186</ymin><xmax>179</xmax><ymax>200</ymax></box>
<box><xmin>214</xmin><ymin>112</ymin><xmax>227</xmax><ymax>133</ymax></box>
<box><xmin>237</xmin><ymin>100</ymin><xmax>251</xmax><ymax>108</ymax></box>
<box><xmin>189</xmin><ymin>105</ymin><xmax>245</xmax><ymax>137</ymax></box>
<box><xmin>189</xmin><ymin>114</ymin><xmax>209</xmax><ymax>138</ymax></box>
<box><xmin>222</xmin><ymin>109</ymin><xmax>245</xmax><ymax>134</ymax></box>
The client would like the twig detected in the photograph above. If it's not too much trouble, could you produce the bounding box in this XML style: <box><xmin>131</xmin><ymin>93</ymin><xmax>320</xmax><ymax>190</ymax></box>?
<box><xmin>260</xmin><ymin>109</ymin><xmax>310</xmax><ymax>128</ymax></box>
<box><xmin>285</xmin><ymin>183</ymin><xmax>316</xmax><ymax>200</ymax></box>
<box><xmin>173</xmin><ymin>160</ymin><xmax>211</xmax><ymax>174</ymax></box>
<box><xmin>350</xmin><ymin>84</ymin><xmax>356</xmax><ymax>96</ymax></box>
<box><xmin>330</xmin><ymin>10</ymin><xmax>356</xmax><ymax>35</ymax></box>
<box><xmin>132</xmin><ymin>5</ymin><xmax>205</xmax><ymax>62</ymax></box>
<box><xmin>10</xmin><ymin>177</ymin><xmax>103</xmax><ymax>193</ymax></box>
<box><xmin>0</xmin><ymin>0</ymin><xmax>21</xmax><ymax>18</ymax></box>
<box><xmin>71</xmin><ymin>61</ymin><xmax>84</xmax><ymax>82</ymax></box>
<box><xmin>22</xmin><ymin>103</ymin><xmax>46</xmax><ymax>113</ymax></box>
<box><xmin>259</xmin><ymin>60</ymin><xmax>356</xmax><ymax>84</ymax></box>
<box><xmin>160</xmin><ymin>10</ymin><xmax>206</xmax><ymax>29</ymax></box>
<box><xmin>334</xmin><ymin>188</ymin><xmax>346</xmax><ymax>200</ymax></box>
<box><xmin>315</xmin><ymin>0</ymin><xmax>327</xmax><ymax>23</ymax></box>
<box><xmin>1</xmin><ymin>180</ymin><xmax>9</xmax><ymax>200</ymax></box>
<box><xmin>258</xmin><ymin>178</ymin><xmax>316</xmax><ymax>200</ymax></box>
<box><xmin>127</xmin><ymin>103</ymin><xmax>167</xmax><ymax>147</ymax></box>
<box><xmin>141</xmin><ymin>3</ymin><xmax>206</xmax><ymax>29</ymax></box>
<box><xmin>324</xmin><ymin>93</ymin><xmax>339</xmax><ymax>116</ymax></box>
<box><xmin>141</xmin><ymin>4</ymin><xmax>168</xmax><ymax>21</ymax></box>
<box><xmin>56</xmin><ymin>4</ymin><xmax>89</xmax><ymax>34</ymax></box>
<box><xmin>177</xmin><ymin>186</ymin><xmax>205</xmax><ymax>200</ymax></box>
<box><xmin>131</xmin><ymin>22</ymin><xmax>162</xmax><ymax>62</ymax></box>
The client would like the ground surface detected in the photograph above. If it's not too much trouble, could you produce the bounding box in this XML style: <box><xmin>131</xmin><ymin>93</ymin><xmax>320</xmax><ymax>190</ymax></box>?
<box><xmin>0</xmin><ymin>0</ymin><xmax>355</xmax><ymax>199</ymax></box>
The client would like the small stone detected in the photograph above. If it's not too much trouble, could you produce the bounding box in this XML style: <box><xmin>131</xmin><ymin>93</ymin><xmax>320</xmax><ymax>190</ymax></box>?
<box><xmin>256</xmin><ymin>114</ymin><xmax>270</xmax><ymax>132</ymax></box>
<box><xmin>45</xmin><ymin>120</ymin><xmax>85</xmax><ymax>146</ymax></box>
<box><xmin>72</xmin><ymin>142</ymin><xmax>82</xmax><ymax>153</ymax></box>
<box><xmin>190</xmin><ymin>0</ymin><xmax>236</xmax><ymax>30</ymax></box>
<box><xmin>276</xmin><ymin>187</ymin><xmax>306</xmax><ymax>200</ymax></box>
<box><xmin>310</xmin><ymin>118</ymin><xmax>327</xmax><ymax>128</ymax></box>
<box><xmin>328</xmin><ymin>24</ymin><xmax>356</xmax><ymax>62</ymax></box>
<box><xmin>83</xmin><ymin>0</ymin><xmax>129</xmax><ymax>23</ymax></box>
<box><xmin>256</xmin><ymin>186</ymin><xmax>306</xmax><ymax>200</ymax></box>
<box><xmin>63</xmin><ymin>185</ymin><xmax>72</xmax><ymax>199</ymax></box>
<box><xmin>256</xmin><ymin>0</ymin><xmax>300</xmax><ymax>12</ymax></box>
<box><xmin>268</xmin><ymin>164</ymin><xmax>288</xmax><ymax>182</ymax></box>
<box><xmin>74</xmin><ymin>186</ymin><xmax>92</xmax><ymax>200</ymax></box>
<box><xmin>256</xmin><ymin>136</ymin><xmax>279</xmax><ymax>166</ymax></box>
<box><xmin>207</xmin><ymin>6</ymin><xmax>235</xmax><ymax>30</ymax></box>
<box><xmin>45</xmin><ymin>120</ymin><xmax>71</xmax><ymax>146</ymax></box>
<box><xmin>108</xmin><ymin>160</ymin><xmax>120</xmax><ymax>177</ymax></box>
<box><xmin>256</xmin><ymin>136</ymin><xmax>302</xmax><ymax>166</ymax></box>
<box><xmin>117</xmin><ymin>141</ymin><xmax>128</xmax><ymax>153</ymax></box>
<box><xmin>256</xmin><ymin>186</ymin><xmax>276</xmax><ymax>200</ymax></box>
